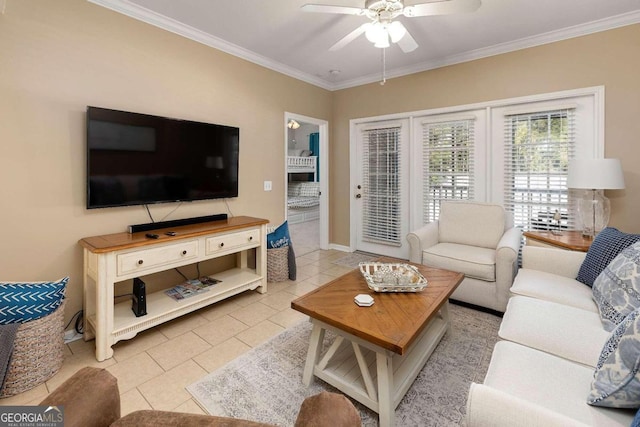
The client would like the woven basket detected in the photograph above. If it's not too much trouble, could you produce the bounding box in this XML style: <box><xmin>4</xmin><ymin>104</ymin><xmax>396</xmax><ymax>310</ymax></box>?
<box><xmin>0</xmin><ymin>300</ymin><xmax>66</xmax><ymax>398</ymax></box>
<box><xmin>267</xmin><ymin>247</ymin><xmax>289</xmax><ymax>282</ymax></box>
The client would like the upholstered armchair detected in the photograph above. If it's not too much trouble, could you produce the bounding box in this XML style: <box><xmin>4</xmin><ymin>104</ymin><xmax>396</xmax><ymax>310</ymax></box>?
<box><xmin>407</xmin><ymin>201</ymin><xmax>522</xmax><ymax>312</ymax></box>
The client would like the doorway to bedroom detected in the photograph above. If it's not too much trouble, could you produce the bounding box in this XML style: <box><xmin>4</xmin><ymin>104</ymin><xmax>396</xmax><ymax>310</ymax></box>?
<box><xmin>284</xmin><ymin>113</ymin><xmax>328</xmax><ymax>256</ymax></box>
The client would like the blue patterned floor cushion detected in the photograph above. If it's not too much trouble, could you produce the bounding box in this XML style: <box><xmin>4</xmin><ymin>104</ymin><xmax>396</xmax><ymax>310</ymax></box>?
<box><xmin>0</xmin><ymin>277</ymin><xmax>68</xmax><ymax>325</ymax></box>
<box><xmin>589</xmin><ymin>308</ymin><xmax>640</xmax><ymax>408</ymax></box>
<box><xmin>577</xmin><ymin>228</ymin><xmax>640</xmax><ymax>287</ymax></box>
<box><xmin>593</xmin><ymin>242</ymin><xmax>640</xmax><ymax>331</ymax></box>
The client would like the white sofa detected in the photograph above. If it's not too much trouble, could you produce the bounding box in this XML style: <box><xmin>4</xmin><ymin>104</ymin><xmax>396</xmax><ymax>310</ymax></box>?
<box><xmin>407</xmin><ymin>201</ymin><xmax>522</xmax><ymax>312</ymax></box>
<box><xmin>466</xmin><ymin>246</ymin><xmax>636</xmax><ymax>426</ymax></box>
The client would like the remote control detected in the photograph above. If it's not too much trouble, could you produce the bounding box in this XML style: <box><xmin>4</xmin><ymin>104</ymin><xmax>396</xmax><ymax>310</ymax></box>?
<box><xmin>145</xmin><ymin>233</ymin><xmax>160</xmax><ymax>239</ymax></box>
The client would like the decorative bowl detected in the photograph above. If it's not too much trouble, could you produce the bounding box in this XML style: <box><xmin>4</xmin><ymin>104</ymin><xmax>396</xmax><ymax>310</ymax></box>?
<box><xmin>358</xmin><ymin>262</ymin><xmax>428</xmax><ymax>293</ymax></box>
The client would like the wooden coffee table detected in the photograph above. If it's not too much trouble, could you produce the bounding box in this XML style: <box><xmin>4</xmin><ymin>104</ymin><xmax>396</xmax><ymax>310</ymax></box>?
<box><xmin>291</xmin><ymin>259</ymin><xmax>463</xmax><ymax>427</ymax></box>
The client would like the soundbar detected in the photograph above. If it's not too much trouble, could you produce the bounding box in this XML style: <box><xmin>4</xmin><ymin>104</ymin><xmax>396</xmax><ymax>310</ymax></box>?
<box><xmin>128</xmin><ymin>214</ymin><xmax>228</xmax><ymax>233</ymax></box>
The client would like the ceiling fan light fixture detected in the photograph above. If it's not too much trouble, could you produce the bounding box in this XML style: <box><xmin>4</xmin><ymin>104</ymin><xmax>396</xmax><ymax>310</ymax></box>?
<box><xmin>365</xmin><ymin>21</ymin><xmax>384</xmax><ymax>43</ymax></box>
<box><xmin>374</xmin><ymin>32</ymin><xmax>390</xmax><ymax>48</ymax></box>
<box><xmin>387</xmin><ymin>20</ymin><xmax>406</xmax><ymax>43</ymax></box>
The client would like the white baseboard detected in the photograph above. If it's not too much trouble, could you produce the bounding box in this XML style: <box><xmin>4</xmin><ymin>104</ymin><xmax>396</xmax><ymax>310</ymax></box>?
<box><xmin>329</xmin><ymin>243</ymin><xmax>351</xmax><ymax>253</ymax></box>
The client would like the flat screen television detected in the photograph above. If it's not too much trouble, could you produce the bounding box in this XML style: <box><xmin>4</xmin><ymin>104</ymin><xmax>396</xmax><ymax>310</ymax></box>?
<box><xmin>86</xmin><ymin>106</ymin><xmax>239</xmax><ymax>209</ymax></box>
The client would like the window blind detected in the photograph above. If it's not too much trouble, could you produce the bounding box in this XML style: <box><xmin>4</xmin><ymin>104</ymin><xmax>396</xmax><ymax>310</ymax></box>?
<box><xmin>422</xmin><ymin>118</ymin><xmax>475</xmax><ymax>223</ymax></box>
<box><xmin>361</xmin><ymin>126</ymin><xmax>402</xmax><ymax>247</ymax></box>
<box><xmin>503</xmin><ymin>108</ymin><xmax>576</xmax><ymax>231</ymax></box>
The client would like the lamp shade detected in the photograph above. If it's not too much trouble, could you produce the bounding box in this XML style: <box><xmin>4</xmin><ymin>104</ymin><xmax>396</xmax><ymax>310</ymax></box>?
<box><xmin>567</xmin><ymin>158</ymin><xmax>625</xmax><ymax>190</ymax></box>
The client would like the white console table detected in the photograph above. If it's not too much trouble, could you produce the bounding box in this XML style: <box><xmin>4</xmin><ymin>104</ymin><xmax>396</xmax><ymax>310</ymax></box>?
<box><xmin>79</xmin><ymin>216</ymin><xmax>268</xmax><ymax>361</ymax></box>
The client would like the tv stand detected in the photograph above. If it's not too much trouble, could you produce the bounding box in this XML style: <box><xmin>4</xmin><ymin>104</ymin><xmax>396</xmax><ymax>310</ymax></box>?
<box><xmin>79</xmin><ymin>216</ymin><xmax>268</xmax><ymax>361</ymax></box>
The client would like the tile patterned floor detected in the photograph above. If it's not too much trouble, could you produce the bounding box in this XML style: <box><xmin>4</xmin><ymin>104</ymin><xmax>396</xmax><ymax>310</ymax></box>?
<box><xmin>0</xmin><ymin>249</ymin><xmax>351</xmax><ymax>416</ymax></box>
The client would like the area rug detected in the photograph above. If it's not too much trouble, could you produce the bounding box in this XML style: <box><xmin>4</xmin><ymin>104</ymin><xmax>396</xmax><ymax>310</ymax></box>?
<box><xmin>332</xmin><ymin>252</ymin><xmax>380</xmax><ymax>268</ymax></box>
<box><xmin>187</xmin><ymin>303</ymin><xmax>501</xmax><ymax>426</ymax></box>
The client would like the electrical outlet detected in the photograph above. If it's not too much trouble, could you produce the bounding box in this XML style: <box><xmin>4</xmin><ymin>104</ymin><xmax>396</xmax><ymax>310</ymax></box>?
<box><xmin>264</xmin><ymin>181</ymin><xmax>272</xmax><ymax>191</ymax></box>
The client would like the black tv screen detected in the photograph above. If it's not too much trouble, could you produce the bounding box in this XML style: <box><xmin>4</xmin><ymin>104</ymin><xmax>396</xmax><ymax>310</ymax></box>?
<box><xmin>86</xmin><ymin>106</ymin><xmax>239</xmax><ymax>209</ymax></box>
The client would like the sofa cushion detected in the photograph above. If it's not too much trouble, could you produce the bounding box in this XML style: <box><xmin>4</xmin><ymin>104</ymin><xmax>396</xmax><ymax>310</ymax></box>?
<box><xmin>438</xmin><ymin>201</ymin><xmax>505</xmax><ymax>249</ymax></box>
<box><xmin>576</xmin><ymin>227</ymin><xmax>640</xmax><ymax>287</ymax></box>
<box><xmin>423</xmin><ymin>243</ymin><xmax>495</xmax><ymax>281</ymax></box>
<box><xmin>484</xmin><ymin>341</ymin><xmax>635</xmax><ymax>425</ymax></box>
<box><xmin>0</xmin><ymin>277</ymin><xmax>68</xmax><ymax>325</ymax></box>
<box><xmin>510</xmin><ymin>269</ymin><xmax>597</xmax><ymax>313</ymax></box>
<box><xmin>593</xmin><ymin>241</ymin><xmax>640</xmax><ymax>331</ymax></box>
<box><xmin>589</xmin><ymin>308</ymin><xmax>640</xmax><ymax>408</ymax></box>
<box><xmin>500</xmin><ymin>296</ymin><xmax>609</xmax><ymax>367</ymax></box>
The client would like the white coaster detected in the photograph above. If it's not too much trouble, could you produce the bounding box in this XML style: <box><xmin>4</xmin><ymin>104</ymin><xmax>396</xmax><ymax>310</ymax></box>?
<box><xmin>354</xmin><ymin>294</ymin><xmax>374</xmax><ymax>307</ymax></box>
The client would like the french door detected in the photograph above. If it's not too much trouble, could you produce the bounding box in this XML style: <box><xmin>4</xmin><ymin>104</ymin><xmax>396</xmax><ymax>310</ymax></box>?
<box><xmin>353</xmin><ymin>120</ymin><xmax>410</xmax><ymax>258</ymax></box>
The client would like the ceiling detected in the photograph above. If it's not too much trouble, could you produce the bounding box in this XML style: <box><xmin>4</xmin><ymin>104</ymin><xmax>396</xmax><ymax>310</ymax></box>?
<box><xmin>91</xmin><ymin>0</ymin><xmax>640</xmax><ymax>90</ymax></box>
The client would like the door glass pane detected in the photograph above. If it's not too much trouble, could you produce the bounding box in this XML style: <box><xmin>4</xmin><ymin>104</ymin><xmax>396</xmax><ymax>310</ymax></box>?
<box><xmin>362</xmin><ymin>127</ymin><xmax>402</xmax><ymax>247</ymax></box>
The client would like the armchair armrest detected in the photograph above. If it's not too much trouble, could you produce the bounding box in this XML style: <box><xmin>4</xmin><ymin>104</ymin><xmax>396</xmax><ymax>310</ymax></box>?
<box><xmin>406</xmin><ymin>221</ymin><xmax>439</xmax><ymax>264</ymax></box>
<box><xmin>40</xmin><ymin>367</ymin><xmax>120</xmax><ymax>427</ymax></box>
<box><xmin>522</xmin><ymin>246</ymin><xmax>586</xmax><ymax>278</ymax></box>
<box><xmin>494</xmin><ymin>227</ymin><xmax>523</xmax><ymax>309</ymax></box>
<box><xmin>466</xmin><ymin>383</ymin><xmax>587</xmax><ymax>427</ymax></box>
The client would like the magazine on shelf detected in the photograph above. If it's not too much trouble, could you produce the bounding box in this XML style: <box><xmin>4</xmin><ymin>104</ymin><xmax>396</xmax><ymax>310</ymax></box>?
<box><xmin>164</xmin><ymin>277</ymin><xmax>222</xmax><ymax>301</ymax></box>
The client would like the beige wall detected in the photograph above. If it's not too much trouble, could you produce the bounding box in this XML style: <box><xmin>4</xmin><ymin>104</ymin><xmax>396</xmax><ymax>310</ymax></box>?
<box><xmin>0</xmin><ymin>0</ymin><xmax>331</xmax><ymax>324</ymax></box>
<box><xmin>330</xmin><ymin>24</ymin><xmax>640</xmax><ymax>246</ymax></box>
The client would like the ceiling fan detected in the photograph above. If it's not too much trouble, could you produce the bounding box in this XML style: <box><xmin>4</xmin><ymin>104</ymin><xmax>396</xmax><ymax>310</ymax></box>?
<box><xmin>302</xmin><ymin>0</ymin><xmax>481</xmax><ymax>53</ymax></box>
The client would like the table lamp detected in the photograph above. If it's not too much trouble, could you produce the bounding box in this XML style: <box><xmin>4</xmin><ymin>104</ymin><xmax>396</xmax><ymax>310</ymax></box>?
<box><xmin>567</xmin><ymin>158</ymin><xmax>625</xmax><ymax>238</ymax></box>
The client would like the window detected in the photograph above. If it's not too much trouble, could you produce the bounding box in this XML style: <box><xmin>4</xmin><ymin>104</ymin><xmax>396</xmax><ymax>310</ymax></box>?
<box><xmin>422</xmin><ymin>117</ymin><xmax>475</xmax><ymax>223</ymax></box>
<box><xmin>503</xmin><ymin>108</ymin><xmax>576</xmax><ymax>231</ymax></box>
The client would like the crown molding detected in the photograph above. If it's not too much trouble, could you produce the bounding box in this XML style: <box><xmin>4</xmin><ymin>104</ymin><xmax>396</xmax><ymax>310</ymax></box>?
<box><xmin>89</xmin><ymin>1</ymin><xmax>640</xmax><ymax>92</ymax></box>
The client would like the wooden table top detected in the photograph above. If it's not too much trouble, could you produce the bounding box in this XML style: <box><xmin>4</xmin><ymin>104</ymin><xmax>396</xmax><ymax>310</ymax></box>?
<box><xmin>291</xmin><ymin>258</ymin><xmax>464</xmax><ymax>355</ymax></box>
<box><xmin>523</xmin><ymin>230</ymin><xmax>592</xmax><ymax>252</ymax></box>
<box><xmin>79</xmin><ymin>216</ymin><xmax>269</xmax><ymax>254</ymax></box>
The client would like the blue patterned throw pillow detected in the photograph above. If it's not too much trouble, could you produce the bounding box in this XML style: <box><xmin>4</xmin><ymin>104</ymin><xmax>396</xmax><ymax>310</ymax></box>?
<box><xmin>0</xmin><ymin>277</ymin><xmax>68</xmax><ymax>325</ymax></box>
<box><xmin>267</xmin><ymin>222</ymin><xmax>296</xmax><ymax>281</ymax></box>
<box><xmin>593</xmin><ymin>241</ymin><xmax>640</xmax><ymax>331</ymax></box>
<box><xmin>577</xmin><ymin>228</ymin><xmax>640</xmax><ymax>287</ymax></box>
<box><xmin>267</xmin><ymin>221</ymin><xmax>290</xmax><ymax>249</ymax></box>
<box><xmin>589</xmin><ymin>308</ymin><xmax>640</xmax><ymax>408</ymax></box>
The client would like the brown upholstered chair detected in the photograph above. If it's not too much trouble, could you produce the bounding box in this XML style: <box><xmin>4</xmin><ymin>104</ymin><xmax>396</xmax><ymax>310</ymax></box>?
<box><xmin>41</xmin><ymin>367</ymin><xmax>361</xmax><ymax>427</ymax></box>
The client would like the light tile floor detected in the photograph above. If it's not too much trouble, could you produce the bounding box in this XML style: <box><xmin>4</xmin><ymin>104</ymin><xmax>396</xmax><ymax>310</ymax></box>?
<box><xmin>0</xmin><ymin>249</ymin><xmax>352</xmax><ymax>416</ymax></box>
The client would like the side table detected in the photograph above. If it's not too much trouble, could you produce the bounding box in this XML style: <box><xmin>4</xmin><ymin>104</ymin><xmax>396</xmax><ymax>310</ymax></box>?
<box><xmin>523</xmin><ymin>230</ymin><xmax>592</xmax><ymax>252</ymax></box>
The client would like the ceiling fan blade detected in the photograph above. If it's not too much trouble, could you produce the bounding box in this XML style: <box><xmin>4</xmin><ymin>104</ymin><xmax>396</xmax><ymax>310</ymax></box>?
<box><xmin>301</xmin><ymin>4</ymin><xmax>365</xmax><ymax>15</ymax></box>
<box><xmin>395</xmin><ymin>24</ymin><xmax>418</xmax><ymax>53</ymax></box>
<box><xmin>329</xmin><ymin>23</ymin><xmax>369</xmax><ymax>51</ymax></box>
<box><xmin>403</xmin><ymin>0</ymin><xmax>481</xmax><ymax>17</ymax></box>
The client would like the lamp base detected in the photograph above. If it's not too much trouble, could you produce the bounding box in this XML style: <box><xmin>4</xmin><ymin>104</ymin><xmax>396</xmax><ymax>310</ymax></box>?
<box><xmin>577</xmin><ymin>189</ymin><xmax>610</xmax><ymax>238</ymax></box>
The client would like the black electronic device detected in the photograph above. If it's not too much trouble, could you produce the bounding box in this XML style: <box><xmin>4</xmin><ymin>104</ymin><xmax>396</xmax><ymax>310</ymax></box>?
<box><xmin>86</xmin><ymin>106</ymin><xmax>239</xmax><ymax>209</ymax></box>
<box><xmin>145</xmin><ymin>233</ymin><xmax>160</xmax><ymax>239</ymax></box>
<box><xmin>132</xmin><ymin>278</ymin><xmax>147</xmax><ymax>317</ymax></box>
<box><xmin>128</xmin><ymin>213</ymin><xmax>228</xmax><ymax>233</ymax></box>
